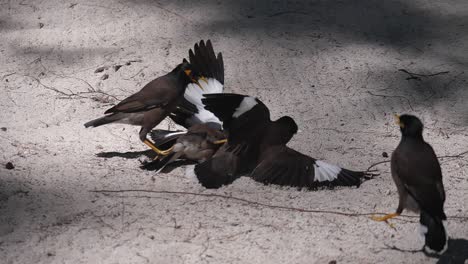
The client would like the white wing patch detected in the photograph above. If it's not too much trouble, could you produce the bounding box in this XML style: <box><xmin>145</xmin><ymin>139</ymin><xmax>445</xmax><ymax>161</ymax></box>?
<box><xmin>164</xmin><ymin>131</ymin><xmax>186</xmax><ymax>138</ymax></box>
<box><xmin>313</xmin><ymin>160</ymin><xmax>342</xmax><ymax>182</ymax></box>
<box><xmin>184</xmin><ymin>78</ymin><xmax>223</xmax><ymax>124</ymax></box>
<box><xmin>233</xmin><ymin>96</ymin><xmax>258</xmax><ymax>118</ymax></box>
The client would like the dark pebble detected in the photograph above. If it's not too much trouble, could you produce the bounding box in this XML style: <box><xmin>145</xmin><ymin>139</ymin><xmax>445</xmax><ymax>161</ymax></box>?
<box><xmin>101</xmin><ymin>73</ymin><xmax>109</xmax><ymax>80</ymax></box>
<box><xmin>5</xmin><ymin>162</ymin><xmax>14</xmax><ymax>170</ymax></box>
<box><xmin>94</xmin><ymin>66</ymin><xmax>107</xmax><ymax>73</ymax></box>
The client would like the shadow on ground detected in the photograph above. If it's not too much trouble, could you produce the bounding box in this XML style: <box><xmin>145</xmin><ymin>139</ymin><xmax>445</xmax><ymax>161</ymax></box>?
<box><xmin>436</xmin><ymin>238</ymin><xmax>468</xmax><ymax>264</ymax></box>
<box><xmin>0</xmin><ymin>176</ymin><xmax>73</xmax><ymax>239</ymax></box>
<box><xmin>131</xmin><ymin>0</ymin><xmax>468</xmax><ymax>123</ymax></box>
<box><xmin>131</xmin><ymin>0</ymin><xmax>468</xmax><ymax>50</ymax></box>
<box><xmin>96</xmin><ymin>149</ymin><xmax>155</xmax><ymax>159</ymax></box>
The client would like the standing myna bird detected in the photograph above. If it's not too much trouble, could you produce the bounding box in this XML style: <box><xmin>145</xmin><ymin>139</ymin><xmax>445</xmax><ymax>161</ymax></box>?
<box><xmin>372</xmin><ymin>114</ymin><xmax>448</xmax><ymax>254</ymax></box>
<box><xmin>141</xmin><ymin>40</ymin><xmax>227</xmax><ymax>171</ymax></box>
<box><xmin>194</xmin><ymin>93</ymin><xmax>374</xmax><ymax>189</ymax></box>
<box><xmin>84</xmin><ymin>59</ymin><xmax>202</xmax><ymax>155</ymax></box>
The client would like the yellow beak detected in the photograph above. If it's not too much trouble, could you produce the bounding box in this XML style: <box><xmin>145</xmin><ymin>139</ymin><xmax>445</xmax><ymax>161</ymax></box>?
<box><xmin>193</xmin><ymin>79</ymin><xmax>204</xmax><ymax>90</ymax></box>
<box><xmin>199</xmin><ymin>76</ymin><xmax>209</xmax><ymax>84</ymax></box>
<box><xmin>394</xmin><ymin>114</ymin><xmax>404</xmax><ymax>128</ymax></box>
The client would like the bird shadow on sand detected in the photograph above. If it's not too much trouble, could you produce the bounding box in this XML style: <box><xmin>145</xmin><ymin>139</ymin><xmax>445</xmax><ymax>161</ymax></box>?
<box><xmin>140</xmin><ymin>159</ymin><xmax>197</xmax><ymax>173</ymax></box>
<box><xmin>435</xmin><ymin>238</ymin><xmax>468</xmax><ymax>264</ymax></box>
<box><xmin>95</xmin><ymin>140</ymin><xmax>178</xmax><ymax>160</ymax></box>
<box><xmin>96</xmin><ymin>150</ymin><xmax>155</xmax><ymax>159</ymax></box>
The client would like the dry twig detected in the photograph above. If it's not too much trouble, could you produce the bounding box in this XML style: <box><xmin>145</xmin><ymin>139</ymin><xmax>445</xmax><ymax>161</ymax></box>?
<box><xmin>366</xmin><ymin>91</ymin><xmax>414</xmax><ymax>110</ymax></box>
<box><xmin>90</xmin><ymin>189</ymin><xmax>468</xmax><ymax>222</ymax></box>
<box><xmin>367</xmin><ymin>149</ymin><xmax>468</xmax><ymax>171</ymax></box>
<box><xmin>398</xmin><ymin>69</ymin><xmax>449</xmax><ymax>81</ymax></box>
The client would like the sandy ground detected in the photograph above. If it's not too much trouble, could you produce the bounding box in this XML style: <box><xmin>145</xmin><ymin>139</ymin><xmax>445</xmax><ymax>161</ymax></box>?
<box><xmin>1</xmin><ymin>0</ymin><xmax>468</xmax><ymax>263</ymax></box>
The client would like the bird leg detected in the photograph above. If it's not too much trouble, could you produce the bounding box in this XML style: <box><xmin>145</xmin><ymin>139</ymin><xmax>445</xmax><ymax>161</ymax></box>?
<box><xmin>371</xmin><ymin>212</ymin><xmax>400</xmax><ymax>221</ymax></box>
<box><xmin>213</xmin><ymin>139</ymin><xmax>227</xmax><ymax>145</ymax></box>
<box><xmin>143</xmin><ymin>139</ymin><xmax>174</xmax><ymax>156</ymax></box>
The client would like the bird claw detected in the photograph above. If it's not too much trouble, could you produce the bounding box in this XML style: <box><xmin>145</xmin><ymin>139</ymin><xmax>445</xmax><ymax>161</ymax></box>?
<box><xmin>371</xmin><ymin>213</ymin><xmax>397</xmax><ymax>222</ymax></box>
<box><xmin>144</xmin><ymin>140</ymin><xmax>174</xmax><ymax>156</ymax></box>
<box><xmin>364</xmin><ymin>169</ymin><xmax>380</xmax><ymax>178</ymax></box>
<box><xmin>371</xmin><ymin>214</ymin><xmax>397</xmax><ymax>230</ymax></box>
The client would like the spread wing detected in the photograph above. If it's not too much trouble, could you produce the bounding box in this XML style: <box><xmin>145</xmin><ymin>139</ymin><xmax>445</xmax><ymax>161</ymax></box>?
<box><xmin>251</xmin><ymin>145</ymin><xmax>369</xmax><ymax>189</ymax></box>
<box><xmin>170</xmin><ymin>40</ymin><xmax>224</xmax><ymax>128</ymax></box>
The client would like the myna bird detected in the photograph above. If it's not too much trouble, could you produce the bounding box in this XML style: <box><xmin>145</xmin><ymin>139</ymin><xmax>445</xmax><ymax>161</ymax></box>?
<box><xmin>372</xmin><ymin>114</ymin><xmax>448</xmax><ymax>254</ymax></box>
<box><xmin>194</xmin><ymin>93</ymin><xmax>374</xmax><ymax>189</ymax></box>
<box><xmin>141</xmin><ymin>40</ymin><xmax>227</xmax><ymax>171</ymax></box>
<box><xmin>84</xmin><ymin>60</ymin><xmax>202</xmax><ymax>155</ymax></box>
<box><xmin>142</xmin><ymin>124</ymin><xmax>227</xmax><ymax>172</ymax></box>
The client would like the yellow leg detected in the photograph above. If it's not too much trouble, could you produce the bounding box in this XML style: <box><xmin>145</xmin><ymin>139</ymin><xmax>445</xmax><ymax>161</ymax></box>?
<box><xmin>371</xmin><ymin>212</ymin><xmax>400</xmax><ymax>222</ymax></box>
<box><xmin>144</xmin><ymin>139</ymin><xmax>174</xmax><ymax>156</ymax></box>
<box><xmin>213</xmin><ymin>139</ymin><xmax>227</xmax><ymax>145</ymax></box>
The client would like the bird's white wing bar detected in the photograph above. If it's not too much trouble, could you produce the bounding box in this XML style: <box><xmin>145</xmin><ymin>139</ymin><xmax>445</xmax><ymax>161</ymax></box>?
<box><xmin>233</xmin><ymin>96</ymin><xmax>258</xmax><ymax>118</ymax></box>
<box><xmin>184</xmin><ymin>78</ymin><xmax>223</xmax><ymax>124</ymax></box>
<box><xmin>163</xmin><ymin>131</ymin><xmax>187</xmax><ymax>138</ymax></box>
<box><xmin>313</xmin><ymin>160</ymin><xmax>342</xmax><ymax>182</ymax></box>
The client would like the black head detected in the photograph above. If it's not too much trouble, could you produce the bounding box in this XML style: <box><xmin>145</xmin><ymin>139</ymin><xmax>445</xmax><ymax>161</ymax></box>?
<box><xmin>273</xmin><ymin>116</ymin><xmax>298</xmax><ymax>144</ymax></box>
<box><xmin>276</xmin><ymin>116</ymin><xmax>298</xmax><ymax>135</ymax></box>
<box><xmin>173</xmin><ymin>59</ymin><xmax>202</xmax><ymax>85</ymax></box>
<box><xmin>262</xmin><ymin>116</ymin><xmax>298</xmax><ymax>148</ymax></box>
<box><xmin>395</xmin><ymin>114</ymin><xmax>424</xmax><ymax>138</ymax></box>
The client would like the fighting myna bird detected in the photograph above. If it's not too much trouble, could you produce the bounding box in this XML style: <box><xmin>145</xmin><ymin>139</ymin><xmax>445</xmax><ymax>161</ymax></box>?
<box><xmin>143</xmin><ymin>124</ymin><xmax>227</xmax><ymax>172</ymax></box>
<box><xmin>194</xmin><ymin>93</ymin><xmax>374</xmax><ymax>189</ymax></box>
<box><xmin>141</xmin><ymin>40</ymin><xmax>227</xmax><ymax>171</ymax></box>
<box><xmin>84</xmin><ymin>59</ymin><xmax>202</xmax><ymax>155</ymax></box>
<box><xmin>372</xmin><ymin>114</ymin><xmax>448</xmax><ymax>254</ymax></box>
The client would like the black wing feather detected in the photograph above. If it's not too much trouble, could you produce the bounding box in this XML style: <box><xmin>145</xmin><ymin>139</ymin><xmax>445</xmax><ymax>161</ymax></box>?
<box><xmin>251</xmin><ymin>145</ymin><xmax>368</xmax><ymax>189</ymax></box>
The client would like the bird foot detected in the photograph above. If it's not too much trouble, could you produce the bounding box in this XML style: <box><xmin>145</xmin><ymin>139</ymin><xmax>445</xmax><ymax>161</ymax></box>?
<box><xmin>144</xmin><ymin>139</ymin><xmax>174</xmax><ymax>156</ymax></box>
<box><xmin>371</xmin><ymin>213</ymin><xmax>400</xmax><ymax>229</ymax></box>
<box><xmin>371</xmin><ymin>213</ymin><xmax>399</xmax><ymax>222</ymax></box>
<box><xmin>213</xmin><ymin>139</ymin><xmax>227</xmax><ymax>145</ymax></box>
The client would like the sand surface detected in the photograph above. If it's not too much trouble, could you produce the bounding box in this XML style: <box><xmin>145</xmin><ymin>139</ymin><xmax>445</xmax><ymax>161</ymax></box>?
<box><xmin>1</xmin><ymin>0</ymin><xmax>468</xmax><ymax>263</ymax></box>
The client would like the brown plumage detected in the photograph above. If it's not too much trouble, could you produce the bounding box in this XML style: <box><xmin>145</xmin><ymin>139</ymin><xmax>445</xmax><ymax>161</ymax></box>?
<box><xmin>141</xmin><ymin>40</ymin><xmax>227</xmax><ymax>171</ymax></box>
<box><xmin>142</xmin><ymin>124</ymin><xmax>226</xmax><ymax>172</ymax></box>
<box><xmin>373</xmin><ymin>114</ymin><xmax>447</xmax><ymax>255</ymax></box>
<box><xmin>84</xmin><ymin>60</ymin><xmax>201</xmax><ymax>154</ymax></box>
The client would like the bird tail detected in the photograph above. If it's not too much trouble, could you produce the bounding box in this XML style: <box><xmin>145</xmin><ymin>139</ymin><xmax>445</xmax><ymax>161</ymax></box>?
<box><xmin>170</xmin><ymin>40</ymin><xmax>224</xmax><ymax>128</ymax></box>
<box><xmin>313</xmin><ymin>160</ymin><xmax>376</xmax><ymax>188</ymax></box>
<box><xmin>419</xmin><ymin>210</ymin><xmax>448</xmax><ymax>255</ymax></box>
<box><xmin>84</xmin><ymin>114</ymin><xmax>122</xmax><ymax>128</ymax></box>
